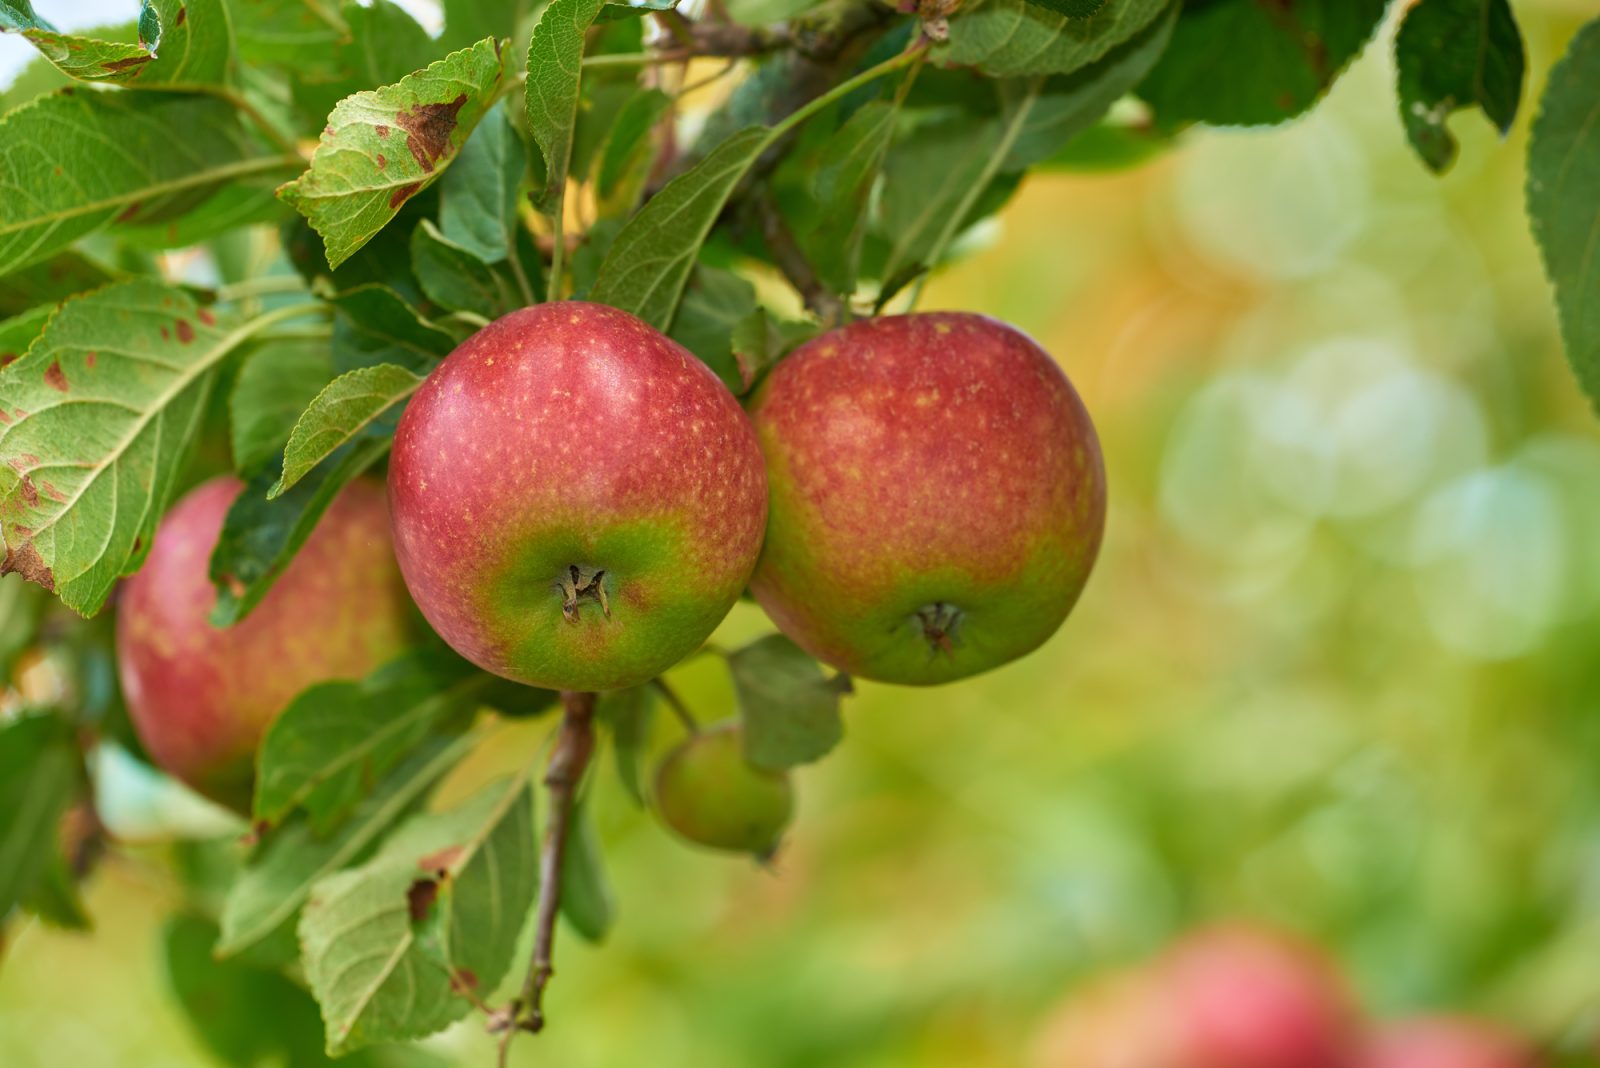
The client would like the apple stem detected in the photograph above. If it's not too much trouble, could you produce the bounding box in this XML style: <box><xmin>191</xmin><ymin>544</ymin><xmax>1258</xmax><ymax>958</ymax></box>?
<box><xmin>494</xmin><ymin>690</ymin><xmax>597</xmax><ymax>1063</ymax></box>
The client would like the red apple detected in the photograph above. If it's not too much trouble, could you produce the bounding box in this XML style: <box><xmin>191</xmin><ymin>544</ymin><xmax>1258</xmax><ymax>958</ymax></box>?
<box><xmin>116</xmin><ymin>477</ymin><xmax>413</xmax><ymax>807</ymax></box>
<box><xmin>1354</xmin><ymin>1017</ymin><xmax>1541</xmax><ymax>1068</ymax></box>
<box><xmin>748</xmin><ymin>312</ymin><xmax>1106</xmax><ymax>685</ymax></box>
<box><xmin>388</xmin><ymin>302</ymin><xmax>767</xmax><ymax>692</ymax></box>
<box><xmin>654</xmin><ymin>721</ymin><xmax>794</xmax><ymax>856</ymax></box>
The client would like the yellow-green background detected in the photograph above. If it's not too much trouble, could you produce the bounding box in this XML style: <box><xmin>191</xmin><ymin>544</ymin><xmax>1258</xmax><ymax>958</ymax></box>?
<box><xmin>5</xmin><ymin>2</ymin><xmax>1600</xmax><ymax>1064</ymax></box>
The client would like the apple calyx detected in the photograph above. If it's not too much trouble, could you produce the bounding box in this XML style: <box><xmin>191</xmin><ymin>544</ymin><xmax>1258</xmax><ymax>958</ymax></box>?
<box><xmin>556</xmin><ymin>565</ymin><xmax>611</xmax><ymax>624</ymax></box>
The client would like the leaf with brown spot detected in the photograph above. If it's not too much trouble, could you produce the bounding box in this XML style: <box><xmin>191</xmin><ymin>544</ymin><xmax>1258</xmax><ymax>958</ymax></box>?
<box><xmin>405</xmin><ymin>878</ymin><xmax>438</xmax><ymax>921</ymax></box>
<box><xmin>41</xmin><ymin>360</ymin><xmax>66</xmax><ymax>391</ymax></box>
<box><xmin>18</xmin><ymin>0</ymin><xmax>233</xmax><ymax>92</ymax></box>
<box><xmin>279</xmin><ymin>38</ymin><xmax>505</xmax><ymax>270</ymax></box>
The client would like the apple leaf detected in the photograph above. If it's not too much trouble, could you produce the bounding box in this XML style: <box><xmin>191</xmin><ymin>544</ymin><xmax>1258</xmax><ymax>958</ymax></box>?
<box><xmin>559</xmin><ymin>795</ymin><xmax>614</xmax><ymax>943</ymax></box>
<box><xmin>1138</xmin><ymin>0</ymin><xmax>1388</xmax><ymax>127</ymax></box>
<box><xmin>233</xmin><ymin>0</ymin><xmax>347</xmax><ymax>70</ymax></box>
<box><xmin>330</xmin><ymin>284</ymin><xmax>458</xmax><ymax>374</ymax></box>
<box><xmin>0</xmin><ymin>0</ymin><xmax>50</xmax><ymax>32</ymax></box>
<box><xmin>20</xmin><ymin>0</ymin><xmax>233</xmax><ymax>91</ymax></box>
<box><xmin>439</xmin><ymin>107</ymin><xmax>528</xmax><ymax>264</ymax></box>
<box><xmin>0</xmin><ymin>281</ymin><xmax>297</xmax><ymax>617</ymax></box>
<box><xmin>0</xmin><ymin>712</ymin><xmax>81</xmax><ymax>919</ymax></box>
<box><xmin>1396</xmin><ymin>0</ymin><xmax>1526</xmax><ymax>173</ymax></box>
<box><xmin>217</xmin><ymin>732</ymin><xmax>477</xmax><ymax>959</ymax></box>
<box><xmin>1528</xmin><ymin>17</ymin><xmax>1600</xmax><ymax>410</ymax></box>
<box><xmin>525</xmin><ymin>0</ymin><xmax>607</xmax><ymax>211</ymax></box>
<box><xmin>877</xmin><ymin>112</ymin><xmax>1010</xmax><ymax>283</ymax></box>
<box><xmin>0</xmin><ymin>253</ymin><xmax>118</xmax><ymax>318</ymax></box>
<box><xmin>730</xmin><ymin>635</ymin><xmax>849</xmax><ymax>771</ymax></box>
<box><xmin>255</xmin><ymin>649</ymin><xmax>482</xmax><ymax>833</ymax></box>
<box><xmin>0</xmin><ymin>90</ymin><xmax>291</xmax><ymax>276</ymax></box>
<box><xmin>271</xmin><ymin>363</ymin><xmax>422</xmax><ymax>499</ymax></box>
<box><xmin>668</xmin><ymin>264</ymin><xmax>761</xmax><ymax>392</ymax></box>
<box><xmin>939</xmin><ymin>0</ymin><xmax>1170</xmax><ymax>78</ymax></box>
<box><xmin>597</xmin><ymin>685</ymin><xmax>655</xmax><ymax>807</ymax></box>
<box><xmin>301</xmin><ymin>775</ymin><xmax>537</xmax><ymax>1054</ymax></box>
<box><xmin>1020</xmin><ymin>0</ymin><xmax>1107</xmax><ymax>16</ymax></box>
<box><xmin>590</xmin><ymin>126</ymin><xmax>771</xmax><ymax>332</ymax></box>
<box><xmin>0</xmin><ymin>304</ymin><xmax>54</xmax><ymax>363</ymax></box>
<box><xmin>230</xmin><ymin>340</ymin><xmax>336</xmax><ymax>474</ymax></box>
<box><xmin>595</xmin><ymin>87</ymin><xmax>672</xmax><ymax>216</ymax></box>
<box><xmin>442</xmin><ymin>0</ymin><xmax>523</xmax><ymax>50</ymax></box>
<box><xmin>208</xmin><ymin>437</ymin><xmax>392</xmax><ymax>626</ymax></box>
<box><xmin>280</xmin><ymin>38</ymin><xmax>506</xmax><ymax>270</ymax></box>
<box><xmin>810</xmin><ymin>100</ymin><xmax>897</xmax><ymax>294</ymax></box>
<box><xmin>410</xmin><ymin>221</ymin><xmax>514</xmax><ymax>320</ymax></box>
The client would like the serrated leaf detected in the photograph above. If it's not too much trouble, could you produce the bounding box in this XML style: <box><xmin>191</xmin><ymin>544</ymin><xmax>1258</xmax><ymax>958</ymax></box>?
<box><xmin>730</xmin><ymin>635</ymin><xmax>846</xmax><ymax>771</ymax></box>
<box><xmin>525</xmin><ymin>0</ymin><xmax>606</xmax><ymax>210</ymax></box>
<box><xmin>0</xmin><ymin>253</ymin><xmax>117</xmax><ymax>318</ymax></box>
<box><xmin>809</xmin><ymin>100</ymin><xmax>896</xmax><ymax>294</ymax></box>
<box><xmin>287</xmin><ymin>0</ymin><xmax>438</xmax><ymax>127</ymax></box>
<box><xmin>272</xmin><ymin>363</ymin><xmax>421</xmax><ymax>498</ymax></box>
<box><xmin>1139</xmin><ymin>0</ymin><xmax>1388</xmax><ymax>127</ymax></box>
<box><xmin>1395</xmin><ymin>0</ymin><xmax>1525</xmax><ymax>173</ymax></box>
<box><xmin>218</xmin><ymin>732</ymin><xmax>476</xmax><ymax>958</ymax></box>
<box><xmin>666</xmin><ymin>264</ymin><xmax>758</xmax><ymax>391</ymax></box>
<box><xmin>439</xmin><ymin>106</ymin><xmax>528</xmax><ymax>264</ymax></box>
<box><xmin>0</xmin><ymin>712</ymin><xmax>80</xmax><ymax>919</ymax></box>
<box><xmin>1020</xmin><ymin>0</ymin><xmax>1107</xmax><ymax>15</ymax></box>
<box><xmin>1529</xmin><ymin>17</ymin><xmax>1600</xmax><ymax>411</ymax></box>
<box><xmin>331</xmin><ymin>284</ymin><xmax>458</xmax><ymax>374</ymax></box>
<box><xmin>559</xmin><ymin>794</ymin><xmax>613</xmax><ymax>942</ymax></box>
<box><xmin>410</xmin><ymin>221</ymin><xmax>511</xmax><ymax>320</ymax></box>
<box><xmin>208</xmin><ymin>441</ymin><xmax>392</xmax><ymax>626</ymax></box>
<box><xmin>116</xmin><ymin>177</ymin><xmax>291</xmax><ymax>251</ymax></box>
<box><xmin>254</xmin><ymin>649</ymin><xmax>483</xmax><ymax>833</ymax></box>
<box><xmin>591</xmin><ymin>126</ymin><xmax>771</xmax><ymax>331</ymax></box>
<box><xmin>1003</xmin><ymin>1</ymin><xmax>1178</xmax><ymax>171</ymax></box>
<box><xmin>21</xmin><ymin>0</ymin><xmax>233</xmax><ymax>92</ymax></box>
<box><xmin>597</xmin><ymin>685</ymin><xmax>655</xmax><ymax>806</ymax></box>
<box><xmin>0</xmin><ymin>281</ymin><xmax>286</xmax><ymax>616</ymax></box>
<box><xmin>231</xmin><ymin>340</ymin><xmax>335</xmax><ymax>474</ymax></box>
<box><xmin>877</xmin><ymin>112</ymin><xmax>1011</xmax><ymax>282</ymax></box>
<box><xmin>0</xmin><ymin>304</ymin><xmax>54</xmax><ymax>364</ymax></box>
<box><xmin>0</xmin><ymin>90</ymin><xmax>291</xmax><ymax>275</ymax></box>
<box><xmin>939</xmin><ymin>0</ymin><xmax>1169</xmax><ymax>78</ymax></box>
<box><xmin>0</xmin><ymin>0</ymin><xmax>50</xmax><ymax>32</ymax></box>
<box><xmin>729</xmin><ymin>307</ymin><xmax>817</xmax><ymax>392</ymax></box>
<box><xmin>301</xmin><ymin>775</ymin><xmax>537</xmax><ymax>1053</ymax></box>
<box><xmin>280</xmin><ymin>38</ymin><xmax>506</xmax><ymax>270</ymax></box>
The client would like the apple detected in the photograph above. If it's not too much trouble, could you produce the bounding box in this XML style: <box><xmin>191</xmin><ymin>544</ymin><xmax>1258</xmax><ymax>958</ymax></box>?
<box><xmin>116</xmin><ymin>477</ymin><xmax>413</xmax><ymax>808</ymax></box>
<box><xmin>748</xmin><ymin>312</ymin><xmax>1106</xmax><ymax>685</ymax></box>
<box><xmin>388</xmin><ymin>302</ymin><xmax>767</xmax><ymax>692</ymax></box>
<box><xmin>654</xmin><ymin>721</ymin><xmax>794</xmax><ymax>856</ymax></box>
<box><xmin>1354</xmin><ymin>1017</ymin><xmax>1540</xmax><ymax>1068</ymax></box>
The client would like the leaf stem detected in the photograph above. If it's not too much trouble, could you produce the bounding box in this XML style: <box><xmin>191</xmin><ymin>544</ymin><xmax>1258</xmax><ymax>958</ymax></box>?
<box><xmin>651</xmin><ymin>678</ymin><xmax>700</xmax><ymax>735</ymax></box>
<box><xmin>581</xmin><ymin>50</ymin><xmax>693</xmax><ymax>68</ymax></box>
<box><xmin>767</xmin><ymin>39</ymin><xmax>930</xmax><ymax>143</ymax></box>
<box><xmin>213</xmin><ymin>275</ymin><xmax>308</xmax><ymax>303</ymax></box>
<box><xmin>494</xmin><ymin>690</ymin><xmax>597</xmax><ymax>1060</ymax></box>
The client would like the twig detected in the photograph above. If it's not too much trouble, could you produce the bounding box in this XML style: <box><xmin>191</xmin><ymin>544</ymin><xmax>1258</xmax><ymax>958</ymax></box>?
<box><xmin>754</xmin><ymin>194</ymin><xmax>845</xmax><ymax>327</ymax></box>
<box><xmin>651</xmin><ymin>678</ymin><xmax>700</xmax><ymax>735</ymax></box>
<box><xmin>492</xmin><ymin>691</ymin><xmax>598</xmax><ymax>1062</ymax></box>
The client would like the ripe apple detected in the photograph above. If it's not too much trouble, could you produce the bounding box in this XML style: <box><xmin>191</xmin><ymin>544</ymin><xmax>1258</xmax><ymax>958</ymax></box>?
<box><xmin>116</xmin><ymin>477</ymin><xmax>414</xmax><ymax>808</ymax></box>
<box><xmin>1354</xmin><ymin>1017</ymin><xmax>1540</xmax><ymax>1068</ymax></box>
<box><xmin>388</xmin><ymin>302</ymin><xmax>767</xmax><ymax>692</ymax></box>
<box><xmin>748</xmin><ymin>312</ymin><xmax>1106</xmax><ymax>685</ymax></box>
<box><xmin>654</xmin><ymin>721</ymin><xmax>794</xmax><ymax>856</ymax></box>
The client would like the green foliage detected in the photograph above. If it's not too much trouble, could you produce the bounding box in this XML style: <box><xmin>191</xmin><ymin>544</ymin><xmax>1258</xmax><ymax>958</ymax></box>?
<box><xmin>0</xmin><ymin>712</ymin><xmax>81</xmax><ymax>921</ymax></box>
<box><xmin>731</xmin><ymin>635</ymin><xmax>848</xmax><ymax>771</ymax></box>
<box><xmin>939</xmin><ymin>0</ymin><xmax>1170</xmax><ymax>78</ymax></box>
<box><xmin>1396</xmin><ymin>0</ymin><xmax>1526</xmax><ymax>172</ymax></box>
<box><xmin>22</xmin><ymin>0</ymin><xmax>233</xmax><ymax>91</ymax></box>
<box><xmin>559</xmin><ymin>795</ymin><xmax>616</xmax><ymax>942</ymax></box>
<box><xmin>1527</xmin><ymin>17</ymin><xmax>1600</xmax><ymax>409</ymax></box>
<box><xmin>231</xmin><ymin>339</ymin><xmax>335</xmax><ymax>473</ymax></box>
<box><xmin>272</xmin><ymin>363</ymin><xmax>423</xmax><ymax>497</ymax></box>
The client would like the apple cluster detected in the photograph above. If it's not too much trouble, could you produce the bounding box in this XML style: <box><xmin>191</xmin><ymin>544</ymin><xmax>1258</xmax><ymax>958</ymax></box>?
<box><xmin>1032</xmin><ymin>924</ymin><xmax>1544</xmax><ymax>1068</ymax></box>
<box><xmin>116</xmin><ymin>303</ymin><xmax>1106</xmax><ymax>850</ymax></box>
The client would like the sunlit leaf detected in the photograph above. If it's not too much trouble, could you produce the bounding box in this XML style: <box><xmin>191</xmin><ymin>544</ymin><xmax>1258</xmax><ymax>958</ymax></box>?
<box><xmin>939</xmin><ymin>0</ymin><xmax>1169</xmax><ymax>78</ymax></box>
<box><xmin>272</xmin><ymin>363</ymin><xmax>422</xmax><ymax>498</ymax></box>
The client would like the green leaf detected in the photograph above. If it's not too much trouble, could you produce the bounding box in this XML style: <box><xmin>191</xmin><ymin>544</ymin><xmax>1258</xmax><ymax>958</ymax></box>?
<box><xmin>595</xmin><ymin>88</ymin><xmax>672</xmax><ymax>216</ymax></box>
<box><xmin>0</xmin><ymin>281</ymin><xmax>288</xmax><ymax>616</ymax></box>
<box><xmin>559</xmin><ymin>794</ymin><xmax>614</xmax><ymax>942</ymax></box>
<box><xmin>301</xmin><ymin>775</ymin><xmax>537</xmax><ymax>1053</ymax></box>
<box><xmin>1033</xmin><ymin>117</ymin><xmax>1173</xmax><ymax>172</ymax></box>
<box><xmin>23</xmin><ymin>846</ymin><xmax>90</xmax><ymax>929</ymax></box>
<box><xmin>1003</xmin><ymin>2</ymin><xmax>1178</xmax><ymax>171</ymax></box>
<box><xmin>0</xmin><ymin>90</ymin><xmax>290</xmax><ymax>275</ymax></box>
<box><xmin>730</xmin><ymin>635</ymin><xmax>847</xmax><ymax>771</ymax></box>
<box><xmin>728</xmin><ymin>307</ymin><xmax>817</xmax><ymax>392</ymax></box>
<box><xmin>410</xmin><ymin>221</ymin><xmax>511</xmax><ymax>320</ymax></box>
<box><xmin>939</xmin><ymin>0</ymin><xmax>1170</xmax><ymax>78</ymax></box>
<box><xmin>115</xmin><ymin>177</ymin><xmax>292</xmax><ymax>251</ymax></box>
<box><xmin>1020</xmin><ymin>0</ymin><xmax>1107</xmax><ymax>15</ymax></box>
<box><xmin>877</xmin><ymin>112</ymin><xmax>1013</xmax><ymax>283</ymax></box>
<box><xmin>1395</xmin><ymin>0</ymin><xmax>1525</xmax><ymax>173</ymax></box>
<box><xmin>0</xmin><ymin>712</ymin><xmax>81</xmax><ymax>919</ymax></box>
<box><xmin>0</xmin><ymin>572</ymin><xmax>46</xmax><ymax>677</ymax></box>
<box><xmin>208</xmin><ymin>442</ymin><xmax>392</xmax><ymax>626</ymax></box>
<box><xmin>331</xmin><ymin>283</ymin><xmax>458</xmax><ymax>373</ymax></box>
<box><xmin>1528</xmin><ymin>17</ymin><xmax>1600</xmax><ymax>410</ymax></box>
<box><xmin>280</xmin><ymin>38</ymin><xmax>507</xmax><ymax>270</ymax></box>
<box><xmin>0</xmin><ymin>304</ymin><xmax>54</xmax><ymax>365</ymax></box>
<box><xmin>0</xmin><ymin>252</ymin><xmax>117</xmax><ymax>319</ymax></box>
<box><xmin>597</xmin><ymin>685</ymin><xmax>655</xmax><ymax>807</ymax></box>
<box><xmin>0</xmin><ymin>1</ymin><xmax>51</xmax><ymax>32</ymax></box>
<box><xmin>271</xmin><ymin>363</ymin><xmax>422</xmax><ymax>498</ymax></box>
<box><xmin>217</xmin><ymin>732</ymin><xmax>476</xmax><ymax>958</ymax></box>
<box><xmin>591</xmin><ymin>126</ymin><xmax>771</xmax><ymax>331</ymax></box>
<box><xmin>442</xmin><ymin>0</ymin><xmax>519</xmax><ymax>50</ymax></box>
<box><xmin>667</xmin><ymin>264</ymin><xmax>759</xmax><ymax>391</ymax></box>
<box><xmin>287</xmin><ymin>0</ymin><xmax>438</xmax><ymax>127</ymax></box>
<box><xmin>1139</xmin><ymin>0</ymin><xmax>1388</xmax><ymax>127</ymax></box>
<box><xmin>230</xmin><ymin>340</ymin><xmax>336</xmax><ymax>474</ymax></box>
<box><xmin>20</xmin><ymin>0</ymin><xmax>234</xmax><ymax>92</ymax></box>
<box><xmin>809</xmin><ymin>100</ymin><xmax>897</xmax><ymax>294</ymax></box>
<box><xmin>439</xmin><ymin>106</ymin><xmax>528</xmax><ymax>264</ymax></box>
<box><xmin>233</xmin><ymin>0</ymin><xmax>348</xmax><ymax>71</ymax></box>
<box><xmin>525</xmin><ymin>0</ymin><xmax>606</xmax><ymax>210</ymax></box>
<box><xmin>254</xmin><ymin>649</ymin><xmax>483</xmax><ymax>833</ymax></box>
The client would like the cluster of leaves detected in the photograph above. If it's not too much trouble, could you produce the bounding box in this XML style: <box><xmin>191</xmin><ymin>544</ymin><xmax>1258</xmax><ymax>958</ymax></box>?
<box><xmin>0</xmin><ymin>0</ymin><xmax>1594</xmax><ymax>1059</ymax></box>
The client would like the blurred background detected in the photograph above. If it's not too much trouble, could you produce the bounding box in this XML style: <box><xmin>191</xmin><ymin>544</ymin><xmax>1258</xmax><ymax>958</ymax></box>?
<box><xmin>4</xmin><ymin>0</ymin><xmax>1600</xmax><ymax>1065</ymax></box>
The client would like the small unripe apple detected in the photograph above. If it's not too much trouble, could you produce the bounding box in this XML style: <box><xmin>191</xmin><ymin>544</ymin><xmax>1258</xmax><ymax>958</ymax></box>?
<box><xmin>388</xmin><ymin>303</ymin><xmax>767</xmax><ymax>692</ymax></box>
<box><xmin>748</xmin><ymin>312</ymin><xmax>1106</xmax><ymax>685</ymax></box>
<box><xmin>654</xmin><ymin>721</ymin><xmax>794</xmax><ymax>856</ymax></box>
<box><xmin>1354</xmin><ymin>1017</ymin><xmax>1541</xmax><ymax>1068</ymax></box>
<box><xmin>116</xmin><ymin>477</ymin><xmax>413</xmax><ymax>808</ymax></box>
